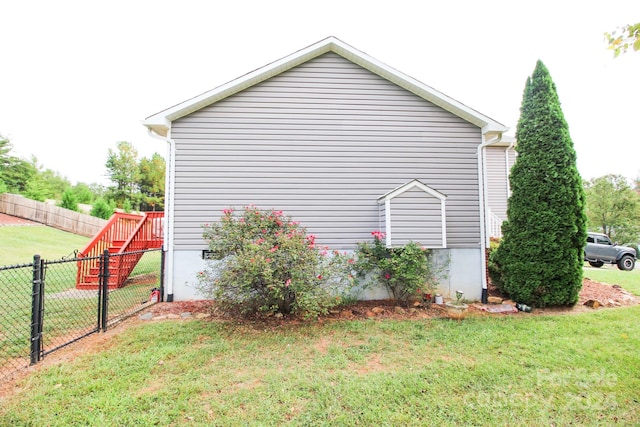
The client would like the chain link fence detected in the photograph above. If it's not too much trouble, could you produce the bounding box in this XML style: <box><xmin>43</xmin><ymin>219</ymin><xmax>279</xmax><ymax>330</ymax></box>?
<box><xmin>0</xmin><ymin>249</ymin><xmax>163</xmax><ymax>383</ymax></box>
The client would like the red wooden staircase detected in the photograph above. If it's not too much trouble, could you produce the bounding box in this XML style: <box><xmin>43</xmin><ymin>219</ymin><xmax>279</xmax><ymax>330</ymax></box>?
<box><xmin>76</xmin><ymin>212</ymin><xmax>164</xmax><ymax>290</ymax></box>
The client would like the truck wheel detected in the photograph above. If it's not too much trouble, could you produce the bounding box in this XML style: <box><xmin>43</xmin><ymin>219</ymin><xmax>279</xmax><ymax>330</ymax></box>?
<box><xmin>617</xmin><ymin>255</ymin><xmax>635</xmax><ymax>271</ymax></box>
<box><xmin>588</xmin><ymin>261</ymin><xmax>604</xmax><ymax>268</ymax></box>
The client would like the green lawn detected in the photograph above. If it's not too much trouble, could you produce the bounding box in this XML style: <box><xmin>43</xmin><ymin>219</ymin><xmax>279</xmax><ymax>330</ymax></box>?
<box><xmin>0</xmin><ymin>225</ymin><xmax>89</xmax><ymax>266</ymax></box>
<box><xmin>1</xmin><ymin>307</ymin><xmax>639</xmax><ymax>426</ymax></box>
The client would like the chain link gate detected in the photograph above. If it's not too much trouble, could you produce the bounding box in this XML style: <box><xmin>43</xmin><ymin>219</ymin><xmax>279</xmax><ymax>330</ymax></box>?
<box><xmin>1</xmin><ymin>248</ymin><xmax>163</xmax><ymax>383</ymax></box>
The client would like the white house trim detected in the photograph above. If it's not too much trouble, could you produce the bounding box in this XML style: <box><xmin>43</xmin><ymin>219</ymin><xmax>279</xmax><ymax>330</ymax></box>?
<box><xmin>377</xmin><ymin>179</ymin><xmax>447</xmax><ymax>248</ymax></box>
<box><xmin>379</xmin><ymin>179</ymin><xmax>447</xmax><ymax>202</ymax></box>
<box><xmin>384</xmin><ymin>199</ymin><xmax>392</xmax><ymax>247</ymax></box>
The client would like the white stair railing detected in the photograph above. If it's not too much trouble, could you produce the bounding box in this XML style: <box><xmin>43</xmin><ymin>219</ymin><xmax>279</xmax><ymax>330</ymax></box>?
<box><xmin>489</xmin><ymin>211</ymin><xmax>503</xmax><ymax>238</ymax></box>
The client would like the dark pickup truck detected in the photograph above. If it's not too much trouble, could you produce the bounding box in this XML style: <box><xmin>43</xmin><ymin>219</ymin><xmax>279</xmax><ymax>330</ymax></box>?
<box><xmin>584</xmin><ymin>232</ymin><xmax>636</xmax><ymax>271</ymax></box>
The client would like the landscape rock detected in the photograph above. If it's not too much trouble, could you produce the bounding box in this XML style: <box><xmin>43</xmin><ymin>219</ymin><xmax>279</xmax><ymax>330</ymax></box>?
<box><xmin>487</xmin><ymin>296</ymin><xmax>503</xmax><ymax>304</ymax></box>
<box><xmin>180</xmin><ymin>312</ymin><xmax>193</xmax><ymax>318</ymax></box>
<box><xmin>583</xmin><ymin>299</ymin><xmax>601</xmax><ymax>309</ymax></box>
<box><xmin>139</xmin><ymin>312</ymin><xmax>153</xmax><ymax>321</ymax></box>
<box><xmin>340</xmin><ymin>310</ymin><xmax>354</xmax><ymax>319</ymax></box>
<box><xmin>371</xmin><ymin>307</ymin><xmax>385</xmax><ymax>315</ymax></box>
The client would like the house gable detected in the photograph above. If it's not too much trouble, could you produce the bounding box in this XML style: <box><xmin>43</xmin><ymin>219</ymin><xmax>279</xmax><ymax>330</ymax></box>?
<box><xmin>143</xmin><ymin>37</ymin><xmax>507</xmax><ymax>137</ymax></box>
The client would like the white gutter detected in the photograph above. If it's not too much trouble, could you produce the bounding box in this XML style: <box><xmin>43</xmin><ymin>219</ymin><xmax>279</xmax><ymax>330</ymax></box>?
<box><xmin>146</xmin><ymin>128</ymin><xmax>176</xmax><ymax>302</ymax></box>
<box><xmin>477</xmin><ymin>130</ymin><xmax>503</xmax><ymax>300</ymax></box>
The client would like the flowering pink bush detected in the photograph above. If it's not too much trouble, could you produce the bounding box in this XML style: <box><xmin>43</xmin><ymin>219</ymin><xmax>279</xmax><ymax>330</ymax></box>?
<box><xmin>354</xmin><ymin>231</ymin><xmax>438</xmax><ymax>306</ymax></box>
<box><xmin>196</xmin><ymin>206</ymin><xmax>356</xmax><ymax>318</ymax></box>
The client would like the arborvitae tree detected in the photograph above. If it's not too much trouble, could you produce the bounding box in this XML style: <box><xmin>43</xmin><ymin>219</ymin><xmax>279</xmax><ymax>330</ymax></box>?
<box><xmin>493</xmin><ymin>60</ymin><xmax>587</xmax><ymax>307</ymax></box>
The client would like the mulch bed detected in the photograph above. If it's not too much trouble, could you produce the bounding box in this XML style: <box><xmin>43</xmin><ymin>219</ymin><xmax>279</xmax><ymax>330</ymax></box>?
<box><xmin>143</xmin><ymin>277</ymin><xmax>639</xmax><ymax>322</ymax></box>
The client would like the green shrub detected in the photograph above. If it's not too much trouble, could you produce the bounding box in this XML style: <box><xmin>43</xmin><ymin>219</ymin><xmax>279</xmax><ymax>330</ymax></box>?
<box><xmin>57</xmin><ymin>189</ymin><xmax>78</xmax><ymax>211</ymax></box>
<box><xmin>90</xmin><ymin>198</ymin><xmax>114</xmax><ymax>220</ymax></box>
<box><xmin>354</xmin><ymin>231</ymin><xmax>438</xmax><ymax>306</ymax></box>
<box><xmin>196</xmin><ymin>206</ymin><xmax>356</xmax><ymax>318</ymax></box>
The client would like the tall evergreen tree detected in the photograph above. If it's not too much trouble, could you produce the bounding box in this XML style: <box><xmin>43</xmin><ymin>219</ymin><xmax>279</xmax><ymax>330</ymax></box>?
<box><xmin>494</xmin><ymin>61</ymin><xmax>587</xmax><ymax>307</ymax></box>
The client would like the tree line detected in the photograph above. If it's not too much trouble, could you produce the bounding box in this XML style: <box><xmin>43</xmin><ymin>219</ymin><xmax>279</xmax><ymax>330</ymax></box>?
<box><xmin>0</xmin><ymin>137</ymin><xmax>165</xmax><ymax>219</ymax></box>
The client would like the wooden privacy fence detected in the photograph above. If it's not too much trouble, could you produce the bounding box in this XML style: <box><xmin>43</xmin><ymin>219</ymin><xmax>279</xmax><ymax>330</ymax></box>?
<box><xmin>0</xmin><ymin>193</ymin><xmax>106</xmax><ymax>237</ymax></box>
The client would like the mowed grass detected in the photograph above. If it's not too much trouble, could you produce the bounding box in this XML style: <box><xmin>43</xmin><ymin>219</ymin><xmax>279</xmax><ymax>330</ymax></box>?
<box><xmin>583</xmin><ymin>262</ymin><xmax>640</xmax><ymax>295</ymax></box>
<box><xmin>0</xmin><ymin>225</ymin><xmax>89</xmax><ymax>266</ymax></box>
<box><xmin>1</xmin><ymin>307</ymin><xmax>639</xmax><ymax>426</ymax></box>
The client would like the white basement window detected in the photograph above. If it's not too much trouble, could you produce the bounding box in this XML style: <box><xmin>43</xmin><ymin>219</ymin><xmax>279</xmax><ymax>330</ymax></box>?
<box><xmin>377</xmin><ymin>179</ymin><xmax>447</xmax><ymax>248</ymax></box>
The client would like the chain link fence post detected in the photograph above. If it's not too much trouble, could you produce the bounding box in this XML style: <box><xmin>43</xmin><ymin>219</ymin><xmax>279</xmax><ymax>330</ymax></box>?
<box><xmin>100</xmin><ymin>249</ymin><xmax>110</xmax><ymax>332</ymax></box>
<box><xmin>30</xmin><ymin>255</ymin><xmax>44</xmax><ymax>365</ymax></box>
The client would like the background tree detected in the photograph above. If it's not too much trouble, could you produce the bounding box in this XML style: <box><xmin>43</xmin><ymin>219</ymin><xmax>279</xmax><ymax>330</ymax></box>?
<box><xmin>1</xmin><ymin>157</ymin><xmax>36</xmax><ymax>194</ymax></box>
<box><xmin>138</xmin><ymin>153</ymin><xmax>165</xmax><ymax>211</ymax></box>
<box><xmin>105</xmin><ymin>141</ymin><xmax>140</xmax><ymax>209</ymax></box>
<box><xmin>23</xmin><ymin>156</ymin><xmax>71</xmax><ymax>201</ymax></box>
<box><xmin>0</xmin><ymin>135</ymin><xmax>12</xmax><ymax>170</ymax></box>
<box><xmin>0</xmin><ymin>136</ymin><xmax>37</xmax><ymax>193</ymax></box>
<box><xmin>584</xmin><ymin>174</ymin><xmax>640</xmax><ymax>245</ymax></box>
<box><xmin>606</xmin><ymin>23</ymin><xmax>640</xmax><ymax>57</ymax></box>
<box><xmin>492</xmin><ymin>60</ymin><xmax>587</xmax><ymax>307</ymax></box>
<box><xmin>71</xmin><ymin>182</ymin><xmax>96</xmax><ymax>204</ymax></box>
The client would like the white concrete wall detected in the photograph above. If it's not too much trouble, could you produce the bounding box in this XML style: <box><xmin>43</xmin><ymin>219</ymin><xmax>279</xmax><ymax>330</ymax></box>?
<box><xmin>167</xmin><ymin>247</ymin><xmax>483</xmax><ymax>302</ymax></box>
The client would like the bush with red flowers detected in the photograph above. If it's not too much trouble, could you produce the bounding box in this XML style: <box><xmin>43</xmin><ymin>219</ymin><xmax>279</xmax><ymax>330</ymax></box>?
<box><xmin>196</xmin><ymin>206</ymin><xmax>356</xmax><ymax>318</ymax></box>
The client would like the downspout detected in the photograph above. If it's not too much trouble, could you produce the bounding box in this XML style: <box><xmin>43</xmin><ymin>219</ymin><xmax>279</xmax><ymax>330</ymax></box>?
<box><xmin>477</xmin><ymin>131</ymin><xmax>503</xmax><ymax>303</ymax></box>
<box><xmin>147</xmin><ymin>128</ymin><xmax>176</xmax><ymax>302</ymax></box>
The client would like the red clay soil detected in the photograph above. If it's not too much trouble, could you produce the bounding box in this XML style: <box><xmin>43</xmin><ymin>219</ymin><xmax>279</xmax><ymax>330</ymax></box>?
<box><xmin>0</xmin><ymin>213</ymin><xmax>40</xmax><ymax>226</ymax></box>
<box><xmin>144</xmin><ymin>277</ymin><xmax>639</xmax><ymax>321</ymax></box>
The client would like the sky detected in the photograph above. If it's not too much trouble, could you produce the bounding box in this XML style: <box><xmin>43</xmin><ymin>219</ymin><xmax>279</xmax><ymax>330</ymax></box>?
<box><xmin>1</xmin><ymin>0</ymin><xmax>639</xmax><ymax>186</ymax></box>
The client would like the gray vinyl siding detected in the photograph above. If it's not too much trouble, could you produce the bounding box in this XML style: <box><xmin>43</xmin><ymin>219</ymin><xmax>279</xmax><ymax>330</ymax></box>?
<box><xmin>486</xmin><ymin>146</ymin><xmax>515</xmax><ymax>221</ymax></box>
<box><xmin>171</xmin><ymin>52</ymin><xmax>482</xmax><ymax>250</ymax></box>
<box><xmin>387</xmin><ymin>187</ymin><xmax>443</xmax><ymax>247</ymax></box>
